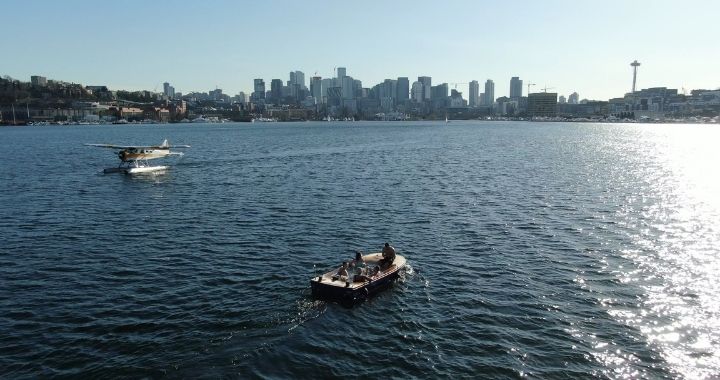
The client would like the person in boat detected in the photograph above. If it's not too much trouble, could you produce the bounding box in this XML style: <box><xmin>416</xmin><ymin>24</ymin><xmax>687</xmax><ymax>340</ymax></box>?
<box><xmin>332</xmin><ymin>261</ymin><xmax>349</xmax><ymax>281</ymax></box>
<box><xmin>378</xmin><ymin>242</ymin><xmax>396</xmax><ymax>269</ymax></box>
<box><xmin>352</xmin><ymin>251</ymin><xmax>371</xmax><ymax>282</ymax></box>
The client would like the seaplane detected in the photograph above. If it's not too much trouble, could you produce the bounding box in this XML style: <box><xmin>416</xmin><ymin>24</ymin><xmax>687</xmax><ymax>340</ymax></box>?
<box><xmin>85</xmin><ymin>139</ymin><xmax>190</xmax><ymax>174</ymax></box>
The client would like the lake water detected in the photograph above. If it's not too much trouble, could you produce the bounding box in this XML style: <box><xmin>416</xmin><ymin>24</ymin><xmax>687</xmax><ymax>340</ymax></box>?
<box><xmin>1</xmin><ymin>121</ymin><xmax>719</xmax><ymax>378</ymax></box>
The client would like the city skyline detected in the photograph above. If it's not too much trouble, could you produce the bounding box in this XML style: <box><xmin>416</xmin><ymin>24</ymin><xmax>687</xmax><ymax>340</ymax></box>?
<box><xmin>2</xmin><ymin>0</ymin><xmax>719</xmax><ymax>100</ymax></box>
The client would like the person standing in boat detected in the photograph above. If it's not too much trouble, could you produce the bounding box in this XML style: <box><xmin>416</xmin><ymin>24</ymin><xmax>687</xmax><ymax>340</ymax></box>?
<box><xmin>379</xmin><ymin>242</ymin><xmax>396</xmax><ymax>269</ymax></box>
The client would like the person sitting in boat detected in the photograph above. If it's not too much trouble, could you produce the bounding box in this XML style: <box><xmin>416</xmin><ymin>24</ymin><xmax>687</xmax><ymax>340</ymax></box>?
<box><xmin>352</xmin><ymin>251</ymin><xmax>371</xmax><ymax>282</ymax></box>
<box><xmin>332</xmin><ymin>261</ymin><xmax>349</xmax><ymax>281</ymax></box>
<box><xmin>378</xmin><ymin>242</ymin><xmax>396</xmax><ymax>269</ymax></box>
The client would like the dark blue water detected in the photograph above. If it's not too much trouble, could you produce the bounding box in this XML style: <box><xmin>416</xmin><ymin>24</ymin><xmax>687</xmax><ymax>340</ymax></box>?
<box><xmin>1</xmin><ymin>122</ymin><xmax>719</xmax><ymax>378</ymax></box>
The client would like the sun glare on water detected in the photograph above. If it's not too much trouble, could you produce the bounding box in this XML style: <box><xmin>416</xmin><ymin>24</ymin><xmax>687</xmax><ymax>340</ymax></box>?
<box><xmin>612</xmin><ymin>124</ymin><xmax>720</xmax><ymax>378</ymax></box>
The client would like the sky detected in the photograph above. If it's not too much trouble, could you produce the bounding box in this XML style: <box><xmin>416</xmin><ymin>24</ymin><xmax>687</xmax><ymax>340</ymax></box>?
<box><xmin>2</xmin><ymin>0</ymin><xmax>719</xmax><ymax>100</ymax></box>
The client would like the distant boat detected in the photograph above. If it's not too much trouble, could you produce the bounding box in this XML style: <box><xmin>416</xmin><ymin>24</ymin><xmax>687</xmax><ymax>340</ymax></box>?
<box><xmin>251</xmin><ymin>117</ymin><xmax>277</xmax><ymax>122</ymax></box>
<box><xmin>445</xmin><ymin>115</ymin><xmax>449</xmax><ymax>123</ymax></box>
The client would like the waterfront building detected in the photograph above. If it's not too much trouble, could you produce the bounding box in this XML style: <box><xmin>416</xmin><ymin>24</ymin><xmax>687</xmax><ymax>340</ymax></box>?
<box><xmin>31</xmin><ymin>75</ymin><xmax>47</xmax><ymax>87</ymax></box>
<box><xmin>559</xmin><ymin>95</ymin><xmax>567</xmax><ymax>104</ymax></box>
<box><xmin>396</xmin><ymin>77</ymin><xmax>410</xmax><ymax>102</ymax></box>
<box><xmin>510</xmin><ymin>76</ymin><xmax>522</xmax><ymax>99</ymax></box>
<box><xmin>527</xmin><ymin>92</ymin><xmax>558</xmax><ymax>116</ymax></box>
<box><xmin>484</xmin><ymin>80</ymin><xmax>495</xmax><ymax>105</ymax></box>
<box><xmin>469</xmin><ymin>80</ymin><xmax>479</xmax><ymax>107</ymax></box>
<box><xmin>380</xmin><ymin>97</ymin><xmax>394</xmax><ymax>112</ymax></box>
<box><xmin>568</xmin><ymin>92</ymin><xmax>579</xmax><ymax>104</ymax></box>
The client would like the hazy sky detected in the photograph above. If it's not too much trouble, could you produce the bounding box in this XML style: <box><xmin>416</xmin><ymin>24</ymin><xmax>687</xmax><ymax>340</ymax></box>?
<box><xmin>3</xmin><ymin>0</ymin><xmax>719</xmax><ymax>100</ymax></box>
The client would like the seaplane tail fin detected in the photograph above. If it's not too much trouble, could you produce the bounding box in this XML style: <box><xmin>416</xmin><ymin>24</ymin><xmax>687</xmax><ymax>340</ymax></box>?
<box><xmin>160</xmin><ymin>139</ymin><xmax>169</xmax><ymax>148</ymax></box>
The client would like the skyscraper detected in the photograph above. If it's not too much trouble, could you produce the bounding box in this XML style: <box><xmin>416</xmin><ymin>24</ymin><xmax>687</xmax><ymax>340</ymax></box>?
<box><xmin>484</xmin><ymin>80</ymin><xmax>495</xmax><ymax>105</ymax></box>
<box><xmin>396</xmin><ymin>77</ymin><xmax>410</xmax><ymax>101</ymax></box>
<box><xmin>337</xmin><ymin>67</ymin><xmax>346</xmax><ymax>79</ymax></box>
<box><xmin>253</xmin><ymin>79</ymin><xmax>265</xmax><ymax>100</ymax></box>
<box><xmin>411</xmin><ymin>81</ymin><xmax>423</xmax><ymax>103</ymax></box>
<box><xmin>341</xmin><ymin>76</ymin><xmax>355</xmax><ymax>99</ymax></box>
<box><xmin>418</xmin><ymin>76</ymin><xmax>432</xmax><ymax>101</ymax></box>
<box><xmin>568</xmin><ymin>92</ymin><xmax>579</xmax><ymax>104</ymax></box>
<box><xmin>510</xmin><ymin>77</ymin><xmax>523</xmax><ymax>99</ymax></box>
<box><xmin>431</xmin><ymin>83</ymin><xmax>448</xmax><ymax>99</ymax></box>
<box><xmin>289</xmin><ymin>70</ymin><xmax>305</xmax><ymax>89</ymax></box>
<box><xmin>469</xmin><ymin>80</ymin><xmax>479</xmax><ymax>107</ymax></box>
<box><xmin>310</xmin><ymin>76</ymin><xmax>322</xmax><ymax>101</ymax></box>
<box><xmin>270</xmin><ymin>79</ymin><xmax>283</xmax><ymax>102</ymax></box>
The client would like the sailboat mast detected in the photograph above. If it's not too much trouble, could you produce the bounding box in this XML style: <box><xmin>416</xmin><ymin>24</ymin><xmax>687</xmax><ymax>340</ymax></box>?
<box><xmin>12</xmin><ymin>103</ymin><xmax>17</xmax><ymax>125</ymax></box>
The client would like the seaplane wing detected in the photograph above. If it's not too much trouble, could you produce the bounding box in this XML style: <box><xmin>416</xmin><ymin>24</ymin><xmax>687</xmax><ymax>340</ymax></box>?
<box><xmin>84</xmin><ymin>143</ymin><xmax>145</xmax><ymax>149</ymax></box>
<box><xmin>84</xmin><ymin>139</ymin><xmax>191</xmax><ymax>149</ymax></box>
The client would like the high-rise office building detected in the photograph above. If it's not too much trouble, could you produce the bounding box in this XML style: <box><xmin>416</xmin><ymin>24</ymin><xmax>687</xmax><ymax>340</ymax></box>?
<box><xmin>253</xmin><ymin>79</ymin><xmax>265</xmax><ymax>100</ymax></box>
<box><xmin>411</xmin><ymin>81</ymin><xmax>423</xmax><ymax>102</ymax></box>
<box><xmin>395</xmin><ymin>77</ymin><xmax>410</xmax><ymax>102</ymax></box>
<box><xmin>510</xmin><ymin>77</ymin><xmax>523</xmax><ymax>99</ymax></box>
<box><xmin>559</xmin><ymin>95</ymin><xmax>567</xmax><ymax>104</ymax></box>
<box><xmin>289</xmin><ymin>70</ymin><xmax>305</xmax><ymax>89</ymax></box>
<box><xmin>337</xmin><ymin>67</ymin><xmax>346</xmax><ymax>79</ymax></box>
<box><xmin>484</xmin><ymin>80</ymin><xmax>495</xmax><ymax>105</ymax></box>
<box><xmin>396</xmin><ymin>77</ymin><xmax>410</xmax><ymax>101</ymax></box>
<box><xmin>310</xmin><ymin>76</ymin><xmax>322</xmax><ymax>101</ymax></box>
<box><xmin>568</xmin><ymin>92</ymin><xmax>579</xmax><ymax>104</ymax></box>
<box><xmin>469</xmin><ymin>80</ymin><xmax>479</xmax><ymax>107</ymax></box>
<box><xmin>431</xmin><ymin>83</ymin><xmax>448</xmax><ymax>99</ymax></box>
<box><xmin>418</xmin><ymin>76</ymin><xmax>432</xmax><ymax>100</ymax></box>
<box><xmin>341</xmin><ymin>76</ymin><xmax>355</xmax><ymax>99</ymax></box>
<box><xmin>270</xmin><ymin>79</ymin><xmax>283</xmax><ymax>102</ymax></box>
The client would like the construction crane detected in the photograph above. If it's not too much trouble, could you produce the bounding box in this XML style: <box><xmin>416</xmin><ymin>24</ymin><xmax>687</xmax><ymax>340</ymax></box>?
<box><xmin>527</xmin><ymin>83</ymin><xmax>536</xmax><ymax>95</ymax></box>
<box><xmin>541</xmin><ymin>85</ymin><xmax>555</xmax><ymax>93</ymax></box>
